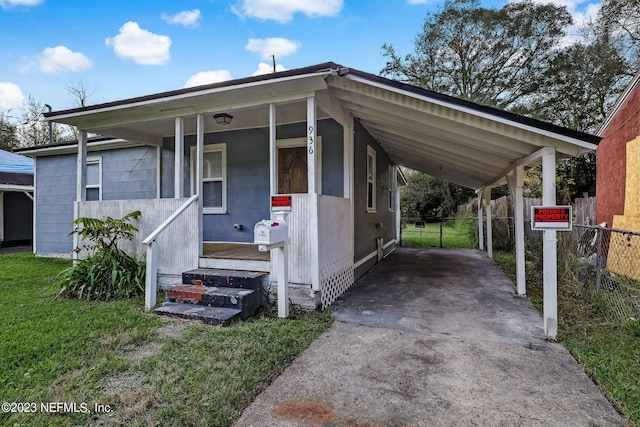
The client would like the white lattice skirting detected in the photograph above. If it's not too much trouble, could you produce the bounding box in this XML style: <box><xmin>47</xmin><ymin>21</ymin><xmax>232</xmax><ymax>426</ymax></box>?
<box><xmin>319</xmin><ymin>253</ymin><xmax>355</xmax><ymax>308</ymax></box>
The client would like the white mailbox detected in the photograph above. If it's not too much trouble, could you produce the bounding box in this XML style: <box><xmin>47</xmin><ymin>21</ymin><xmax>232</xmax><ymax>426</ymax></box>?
<box><xmin>254</xmin><ymin>220</ymin><xmax>288</xmax><ymax>245</ymax></box>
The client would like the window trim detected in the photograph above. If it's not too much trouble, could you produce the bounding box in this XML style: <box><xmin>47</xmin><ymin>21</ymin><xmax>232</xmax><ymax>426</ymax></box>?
<box><xmin>190</xmin><ymin>143</ymin><xmax>227</xmax><ymax>214</ymax></box>
<box><xmin>86</xmin><ymin>156</ymin><xmax>102</xmax><ymax>201</ymax></box>
<box><xmin>366</xmin><ymin>145</ymin><xmax>376</xmax><ymax>213</ymax></box>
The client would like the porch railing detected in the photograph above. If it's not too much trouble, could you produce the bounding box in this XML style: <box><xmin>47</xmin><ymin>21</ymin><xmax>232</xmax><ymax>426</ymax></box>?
<box><xmin>142</xmin><ymin>195</ymin><xmax>199</xmax><ymax>309</ymax></box>
<box><xmin>77</xmin><ymin>197</ymin><xmax>199</xmax><ymax>310</ymax></box>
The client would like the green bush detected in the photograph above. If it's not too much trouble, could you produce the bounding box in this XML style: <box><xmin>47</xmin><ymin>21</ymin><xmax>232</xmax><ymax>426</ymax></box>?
<box><xmin>56</xmin><ymin>211</ymin><xmax>146</xmax><ymax>300</ymax></box>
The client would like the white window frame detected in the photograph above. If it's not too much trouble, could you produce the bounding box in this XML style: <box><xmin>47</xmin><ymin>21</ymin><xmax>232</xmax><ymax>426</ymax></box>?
<box><xmin>366</xmin><ymin>145</ymin><xmax>376</xmax><ymax>213</ymax></box>
<box><xmin>86</xmin><ymin>156</ymin><xmax>102</xmax><ymax>201</ymax></box>
<box><xmin>190</xmin><ymin>143</ymin><xmax>227</xmax><ymax>214</ymax></box>
<box><xmin>388</xmin><ymin>165</ymin><xmax>394</xmax><ymax>212</ymax></box>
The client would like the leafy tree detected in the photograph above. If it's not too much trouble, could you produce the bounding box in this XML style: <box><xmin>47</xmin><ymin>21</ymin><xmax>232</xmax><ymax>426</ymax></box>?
<box><xmin>530</xmin><ymin>32</ymin><xmax>632</xmax><ymax>133</ymax></box>
<box><xmin>0</xmin><ymin>112</ymin><xmax>18</xmax><ymax>151</ymax></box>
<box><xmin>598</xmin><ymin>0</ymin><xmax>640</xmax><ymax>69</ymax></box>
<box><xmin>381</xmin><ymin>0</ymin><xmax>572</xmax><ymax>111</ymax></box>
<box><xmin>401</xmin><ymin>170</ymin><xmax>474</xmax><ymax>222</ymax></box>
<box><xmin>16</xmin><ymin>95</ymin><xmax>75</xmax><ymax>147</ymax></box>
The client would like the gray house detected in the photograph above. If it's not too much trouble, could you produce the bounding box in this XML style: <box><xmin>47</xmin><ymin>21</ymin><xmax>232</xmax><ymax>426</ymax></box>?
<box><xmin>20</xmin><ymin>63</ymin><xmax>598</xmax><ymax>334</ymax></box>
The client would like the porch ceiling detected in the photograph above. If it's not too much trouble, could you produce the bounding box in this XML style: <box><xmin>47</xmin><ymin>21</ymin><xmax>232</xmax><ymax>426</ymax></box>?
<box><xmin>44</xmin><ymin>62</ymin><xmax>599</xmax><ymax>191</ymax></box>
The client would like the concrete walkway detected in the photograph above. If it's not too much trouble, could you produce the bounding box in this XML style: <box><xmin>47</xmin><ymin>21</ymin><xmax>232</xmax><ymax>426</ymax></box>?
<box><xmin>234</xmin><ymin>247</ymin><xmax>624</xmax><ymax>427</ymax></box>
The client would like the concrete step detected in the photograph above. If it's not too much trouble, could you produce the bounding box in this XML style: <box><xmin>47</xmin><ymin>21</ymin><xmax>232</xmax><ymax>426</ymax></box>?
<box><xmin>154</xmin><ymin>303</ymin><xmax>242</xmax><ymax>326</ymax></box>
<box><xmin>165</xmin><ymin>284</ymin><xmax>260</xmax><ymax>319</ymax></box>
<box><xmin>182</xmin><ymin>268</ymin><xmax>267</xmax><ymax>306</ymax></box>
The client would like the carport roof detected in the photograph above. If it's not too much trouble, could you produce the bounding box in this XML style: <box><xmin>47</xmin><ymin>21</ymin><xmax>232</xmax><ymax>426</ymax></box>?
<box><xmin>43</xmin><ymin>61</ymin><xmax>599</xmax><ymax>191</ymax></box>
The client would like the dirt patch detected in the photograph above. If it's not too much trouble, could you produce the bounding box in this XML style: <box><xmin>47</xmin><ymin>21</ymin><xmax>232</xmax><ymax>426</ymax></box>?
<box><xmin>274</xmin><ymin>400</ymin><xmax>336</xmax><ymax>424</ymax></box>
<box><xmin>102</xmin><ymin>372</ymin><xmax>143</xmax><ymax>395</ymax></box>
<box><xmin>156</xmin><ymin>318</ymin><xmax>193</xmax><ymax>339</ymax></box>
<box><xmin>123</xmin><ymin>342</ymin><xmax>162</xmax><ymax>360</ymax></box>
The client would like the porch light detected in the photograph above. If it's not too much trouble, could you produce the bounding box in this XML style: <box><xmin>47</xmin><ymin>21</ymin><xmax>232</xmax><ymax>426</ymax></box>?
<box><xmin>213</xmin><ymin>113</ymin><xmax>233</xmax><ymax>125</ymax></box>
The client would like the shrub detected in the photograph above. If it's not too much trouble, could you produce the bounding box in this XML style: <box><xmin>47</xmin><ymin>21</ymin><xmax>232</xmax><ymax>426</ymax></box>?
<box><xmin>56</xmin><ymin>211</ymin><xmax>145</xmax><ymax>301</ymax></box>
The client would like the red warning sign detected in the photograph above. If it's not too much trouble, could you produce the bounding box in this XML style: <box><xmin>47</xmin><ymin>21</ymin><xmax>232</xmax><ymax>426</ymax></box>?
<box><xmin>271</xmin><ymin>195</ymin><xmax>292</xmax><ymax>211</ymax></box>
<box><xmin>531</xmin><ymin>206</ymin><xmax>572</xmax><ymax>230</ymax></box>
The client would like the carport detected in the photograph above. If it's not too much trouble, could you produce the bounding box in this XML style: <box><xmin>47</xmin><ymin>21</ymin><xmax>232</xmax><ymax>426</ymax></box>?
<box><xmin>326</xmin><ymin>68</ymin><xmax>600</xmax><ymax>339</ymax></box>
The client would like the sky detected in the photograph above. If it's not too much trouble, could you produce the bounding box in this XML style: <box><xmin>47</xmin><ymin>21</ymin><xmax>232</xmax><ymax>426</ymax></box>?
<box><xmin>0</xmin><ymin>0</ymin><xmax>601</xmax><ymax>121</ymax></box>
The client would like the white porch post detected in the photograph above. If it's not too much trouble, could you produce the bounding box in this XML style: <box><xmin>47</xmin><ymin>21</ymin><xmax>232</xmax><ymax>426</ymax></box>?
<box><xmin>269</xmin><ymin>104</ymin><xmax>277</xmax><ymax>195</ymax></box>
<box><xmin>514</xmin><ymin>165</ymin><xmax>526</xmax><ymax>295</ymax></box>
<box><xmin>73</xmin><ymin>130</ymin><xmax>87</xmax><ymax>260</ymax></box>
<box><xmin>484</xmin><ymin>187</ymin><xmax>493</xmax><ymax>258</ymax></box>
<box><xmin>174</xmin><ymin>117</ymin><xmax>184</xmax><ymax>198</ymax></box>
<box><xmin>196</xmin><ymin>114</ymin><xmax>204</xmax><ymax>257</ymax></box>
<box><xmin>307</xmin><ymin>96</ymin><xmax>321</xmax><ymax>291</ymax></box>
<box><xmin>542</xmin><ymin>147</ymin><xmax>558</xmax><ymax>339</ymax></box>
<box><xmin>478</xmin><ymin>190</ymin><xmax>484</xmax><ymax>251</ymax></box>
<box><xmin>307</xmin><ymin>96</ymin><xmax>318</xmax><ymax>194</ymax></box>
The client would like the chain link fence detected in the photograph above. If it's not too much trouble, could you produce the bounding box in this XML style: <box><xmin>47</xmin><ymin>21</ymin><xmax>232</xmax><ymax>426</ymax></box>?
<box><xmin>400</xmin><ymin>217</ymin><xmax>477</xmax><ymax>248</ymax></box>
<box><xmin>559</xmin><ymin>224</ymin><xmax>640</xmax><ymax>323</ymax></box>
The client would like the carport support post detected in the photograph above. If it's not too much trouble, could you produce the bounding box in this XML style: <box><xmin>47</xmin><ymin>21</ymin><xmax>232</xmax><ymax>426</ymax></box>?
<box><xmin>477</xmin><ymin>190</ymin><xmax>484</xmax><ymax>251</ymax></box>
<box><xmin>484</xmin><ymin>187</ymin><xmax>493</xmax><ymax>258</ymax></box>
<box><xmin>514</xmin><ymin>165</ymin><xmax>526</xmax><ymax>295</ymax></box>
<box><xmin>542</xmin><ymin>147</ymin><xmax>558</xmax><ymax>339</ymax></box>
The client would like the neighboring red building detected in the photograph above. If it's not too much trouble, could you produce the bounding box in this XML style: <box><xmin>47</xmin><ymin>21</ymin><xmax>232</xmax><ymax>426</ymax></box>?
<box><xmin>596</xmin><ymin>72</ymin><xmax>640</xmax><ymax>227</ymax></box>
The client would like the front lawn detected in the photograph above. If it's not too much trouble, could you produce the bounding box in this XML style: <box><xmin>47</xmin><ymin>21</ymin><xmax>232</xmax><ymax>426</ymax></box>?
<box><xmin>0</xmin><ymin>253</ymin><xmax>332</xmax><ymax>426</ymax></box>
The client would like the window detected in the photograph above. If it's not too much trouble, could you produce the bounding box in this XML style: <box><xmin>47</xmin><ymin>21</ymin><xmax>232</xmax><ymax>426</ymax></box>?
<box><xmin>388</xmin><ymin>165</ymin><xmax>394</xmax><ymax>212</ymax></box>
<box><xmin>191</xmin><ymin>144</ymin><xmax>226</xmax><ymax>214</ymax></box>
<box><xmin>366</xmin><ymin>146</ymin><xmax>376</xmax><ymax>212</ymax></box>
<box><xmin>86</xmin><ymin>156</ymin><xmax>102</xmax><ymax>201</ymax></box>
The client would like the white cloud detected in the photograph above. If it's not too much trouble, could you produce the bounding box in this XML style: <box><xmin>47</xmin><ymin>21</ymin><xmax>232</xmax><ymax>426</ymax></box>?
<box><xmin>184</xmin><ymin>70</ymin><xmax>233</xmax><ymax>87</ymax></box>
<box><xmin>507</xmin><ymin>0</ymin><xmax>601</xmax><ymax>46</ymax></box>
<box><xmin>232</xmin><ymin>0</ymin><xmax>343</xmax><ymax>23</ymax></box>
<box><xmin>252</xmin><ymin>62</ymin><xmax>287</xmax><ymax>76</ymax></box>
<box><xmin>245</xmin><ymin>37</ymin><xmax>301</xmax><ymax>60</ymax></box>
<box><xmin>34</xmin><ymin>46</ymin><xmax>93</xmax><ymax>73</ymax></box>
<box><xmin>0</xmin><ymin>0</ymin><xmax>43</xmax><ymax>8</ymax></box>
<box><xmin>162</xmin><ymin>9</ymin><xmax>201</xmax><ymax>28</ymax></box>
<box><xmin>105</xmin><ymin>21</ymin><xmax>171</xmax><ymax>65</ymax></box>
<box><xmin>0</xmin><ymin>82</ymin><xmax>25</xmax><ymax>110</ymax></box>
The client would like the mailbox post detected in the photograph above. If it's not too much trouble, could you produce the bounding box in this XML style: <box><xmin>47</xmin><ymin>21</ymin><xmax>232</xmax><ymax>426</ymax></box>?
<box><xmin>254</xmin><ymin>213</ymin><xmax>289</xmax><ymax>318</ymax></box>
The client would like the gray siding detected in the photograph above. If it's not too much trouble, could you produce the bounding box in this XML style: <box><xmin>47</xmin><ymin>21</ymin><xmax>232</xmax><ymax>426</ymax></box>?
<box><xmin>35</xmin><ymin>155</ymin><xmax>76</xmax><ymax>254</ymax></box>
<box><xmin>35</xmin><ymin>146</ymin><xmax>158</xmax><ymax>255</ymax></box>
<box><xmin>353</xmin><ymin>120</ymin><xmax>396</xmax><ymax>279</ymax></box>
<box><xmin>161</xmin><ymin>118</ymin><xmax>344</xmax><ymax>242</ymax></box>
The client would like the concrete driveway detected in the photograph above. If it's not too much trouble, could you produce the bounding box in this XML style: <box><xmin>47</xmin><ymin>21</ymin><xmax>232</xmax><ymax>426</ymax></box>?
<box><xmin>234</xmin><ymin>247</ymin><xmax>624</xmax><ymax>427</ymax></box>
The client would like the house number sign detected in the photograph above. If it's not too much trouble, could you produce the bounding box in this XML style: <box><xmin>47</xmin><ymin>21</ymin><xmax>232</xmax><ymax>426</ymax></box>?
<box><xmin>308</xmin><ymin>125</ymin><xmax>315</xmax><ymax>154</ymax></box>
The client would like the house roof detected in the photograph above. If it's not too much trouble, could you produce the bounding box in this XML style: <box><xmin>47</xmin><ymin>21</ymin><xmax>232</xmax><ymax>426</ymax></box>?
<box><xmin>39</xmin><ymin>62</ymin><xmax>599</xmax><ymax>190</ymax></box>
<box><xmin>0</xmin><ymin>149</ymin><xmax>33</xmax><ymax>174</ymax></box>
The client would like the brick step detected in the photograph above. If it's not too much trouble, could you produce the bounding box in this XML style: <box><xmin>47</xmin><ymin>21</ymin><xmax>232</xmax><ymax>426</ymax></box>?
<box><xmin>155</xmin><ymin>303</ymin><xmax>242</xmax><ymax>326</ymax></box>
<box><xmin>165</xmin><ymin>284</ymin><xmax>260</xmax><ymax>319</ymax></box>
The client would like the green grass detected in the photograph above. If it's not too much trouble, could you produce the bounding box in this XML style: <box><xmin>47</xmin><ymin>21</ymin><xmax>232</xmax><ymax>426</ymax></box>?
<box><xmin>0</xmin><ymin>253</ymin><xmax>333</xmax><ymax>426</ymax></box>
<box><xmin>493</xmin><ymin>250</ymin><xmax>640</xmax><ymax>426</ymax></box>
<box><xmin>401</xmin><ymin>220</ymin><xmax>476</xmax><ymax>249</ymax></box>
